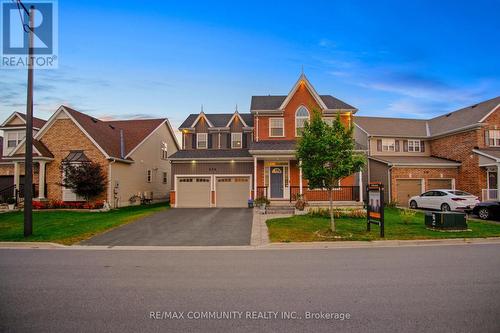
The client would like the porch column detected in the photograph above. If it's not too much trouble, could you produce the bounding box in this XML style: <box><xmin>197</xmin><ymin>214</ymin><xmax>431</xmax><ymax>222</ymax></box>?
<box><xmin>253</xmin><ymin>156</ymin><xmax>257</xmax><ymax>199</ymax></box>
<box><xmin>299</xmin><ymin>160</ymin><xmax>303</xmax><ymax>195</ymax></box>
<box><xmin>13</xmin><ymin>162</ymin><xmax>20</xmax><ymax>196</ymax></box>
<box><xmin>358</xmin><ymin>171</ymin><xmax>363</xmax><ymax>203</ymax></box>
<box><xmin>38</xmin><ymin>161</ymin><xmax>46</xmax><ymax>199</ymax></box>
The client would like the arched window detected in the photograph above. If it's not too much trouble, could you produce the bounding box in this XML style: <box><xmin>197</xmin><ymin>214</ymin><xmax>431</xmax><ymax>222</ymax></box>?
<box><xmin>295</xmin><ymin>106</ymin><xmax>310</xmax><ymax>136</ymax></box>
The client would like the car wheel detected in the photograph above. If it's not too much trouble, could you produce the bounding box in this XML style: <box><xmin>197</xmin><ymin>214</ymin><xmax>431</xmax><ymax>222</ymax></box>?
<box><xmin>478</xmin><ymin>207</ymin><xmax>490</xmax><ymax>220</ymax></box>
<box><xmin>441</xmin><ymin>203</ymin><xmax>451</xmax><ymax>212</ymax></box>
<box><xmin>409</xmin><ymin>200</ymin><xmax>418</xmax><ymax>209</ymax></box>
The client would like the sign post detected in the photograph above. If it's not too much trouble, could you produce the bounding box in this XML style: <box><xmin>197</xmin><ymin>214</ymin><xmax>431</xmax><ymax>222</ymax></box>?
<box><xmin>366</xmin><ymin>183</ymin><xmax>385</xmax><ymax>237</ymax></box>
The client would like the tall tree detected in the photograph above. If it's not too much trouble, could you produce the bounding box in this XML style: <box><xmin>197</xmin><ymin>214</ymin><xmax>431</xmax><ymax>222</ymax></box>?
<box><xmin>296</xmin><ymin>109</ymin><xmax>365</xmax><ymax>232</ymax></box>
<box><xmin>60</xmin><ymin>161</ymin><xmax>106</xmax><ymax>203</ymax></box>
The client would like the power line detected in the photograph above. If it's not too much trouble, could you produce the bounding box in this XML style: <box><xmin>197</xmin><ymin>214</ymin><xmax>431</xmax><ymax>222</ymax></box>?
<box><xmin>11</xmin><ymin>0</ymin><xmax>31</xmax><ymax>32</ymax></box>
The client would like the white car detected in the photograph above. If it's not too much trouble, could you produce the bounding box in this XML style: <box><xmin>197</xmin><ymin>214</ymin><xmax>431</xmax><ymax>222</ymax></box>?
<box><xmin>408</xmin><ymin>189</ymin><xmax>479</xmax><ymax>212</ymax></box>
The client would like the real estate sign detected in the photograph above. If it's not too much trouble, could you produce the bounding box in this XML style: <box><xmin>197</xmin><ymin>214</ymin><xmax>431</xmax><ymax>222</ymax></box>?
<box><xmin>366</xmin><ymin>183</ymin><xmax>385</xmax><ymax>237</ymax></box>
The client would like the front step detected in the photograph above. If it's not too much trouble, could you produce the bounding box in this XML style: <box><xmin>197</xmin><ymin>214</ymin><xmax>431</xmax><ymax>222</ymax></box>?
<box><xmin>265</xmin><ymin>205</ymin><xmax>294</xmax><ymax>214</ymax></box>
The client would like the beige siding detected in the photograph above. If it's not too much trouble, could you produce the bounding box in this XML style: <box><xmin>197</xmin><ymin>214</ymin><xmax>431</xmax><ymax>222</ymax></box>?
<box><xmin>111</xmin><ymin>123</ymin><xmax>178</xmax><ymax>207</ymax></box>
<box><xmin>369</xmin><ymin>137</ymin><xmax>430</xmax><ymax>157</ymax></box>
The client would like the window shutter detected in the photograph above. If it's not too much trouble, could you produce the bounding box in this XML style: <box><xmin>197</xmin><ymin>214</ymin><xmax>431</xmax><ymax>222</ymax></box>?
<box><xmin>420</xmin><ymin>141</ymin><xmax>425</xmax><ymax>152</ymax></box>
<box><xmin>243</xmin><ymin>133</ymin><xmax>248</xmax><ymax>148</ymax></box>
<box><xmin>485</xmin><ymin>130</ymin><xmax>489</xmax><ymax>146</ymax></box>
<box><xmin>192</xmin><ymin>134</ymin><xmax>196</xmax><ymax>149</ymax></box>
<box><xmin>395</xmin><ymin>140</ymin><xmax>400</xmax><ymax>152</ymax></box>
<box><xmin>403</xmin><ymin>140</ymin><xmax>408</xmax><ymax>152</ymax></box>
<box><xmin>227</xmin><ymin>133</ymin><xmax>231</xmax><ymax>148</ymax></box>
<box><xmin>377</xmin><ymin>139</ymin><xmax>382</xmax><ymax>151</ymax></box>
<box><xmin>208</xmin><ymin>134</ymin><xmax>213</xmax><ymax>149</ymax></box>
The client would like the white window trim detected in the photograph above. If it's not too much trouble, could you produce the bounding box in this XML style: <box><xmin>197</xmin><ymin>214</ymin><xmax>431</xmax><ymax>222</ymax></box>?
<box><xmin>231</xmin><ymin>132</ymin><xmax>242</xmax><ymax>149</ymax></box>
<box><xmin>489</xmin><ymin>130</ymin><xmax>500</xmax><ymax>147</ymax></box>
<box><xmin>382</xmin><ymin>139</ymin><xmax>396</xmax><ymax>152</ymax></box>
<box><xmin>147</xmin><ymin>169</ymin><xmax>152</xmax><ymax>183</ymax></box>
<box><xmin>408</xmin><ymin>139</ymin><xmax>421</xmax><ymax>152</ymax></box>
<box><xmin>196</xmin><ymin>133</ymin><xmax>208</xmax><ymax>149</ymax></box>
<box><xmin>295</xmin><ymin>106</ymin><xmax>310</xmax><ymax>137</ymax></box>
<box><xmin>269</xmin><ymin>118</ymin><xmax>284</xmax><ymax>137</ymax></box>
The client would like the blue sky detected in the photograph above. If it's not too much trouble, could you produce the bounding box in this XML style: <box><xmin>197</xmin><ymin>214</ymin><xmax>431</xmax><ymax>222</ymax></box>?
<box><xmin>1</xmin><ymin>0</ymin><xmax>499</xmax><ymax>129</ymax></box>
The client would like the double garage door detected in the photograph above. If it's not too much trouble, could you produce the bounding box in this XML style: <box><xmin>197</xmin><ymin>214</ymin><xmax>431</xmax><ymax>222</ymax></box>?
<box><xmin>396</xmin><ymin>178</ymin><xmax>453</xmax><ymax>207</ymax></box>
<box><xmin>176</xmin><ymin>176</ymin><xmax>250</xmax><ymax>208</ymax></box>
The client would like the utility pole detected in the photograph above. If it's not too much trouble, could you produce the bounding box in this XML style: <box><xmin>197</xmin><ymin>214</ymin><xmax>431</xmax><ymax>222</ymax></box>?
<box><xmin>23</xmin><ymin>4</ymin><xmax>35</xmax><ymax>237</ymax></box>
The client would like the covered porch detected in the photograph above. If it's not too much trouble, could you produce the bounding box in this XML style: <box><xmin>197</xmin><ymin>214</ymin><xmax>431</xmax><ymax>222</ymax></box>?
<box><xmin>474</xmin><ymin>149</ymin><xmax>500</xmax><ymax>201</ymax></box>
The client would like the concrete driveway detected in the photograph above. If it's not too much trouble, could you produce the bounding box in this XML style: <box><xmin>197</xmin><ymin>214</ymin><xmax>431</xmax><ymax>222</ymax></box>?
<box><xmin>82</xmin><ymin>208</ymin><xmax>253</xmax><ymax>246</ymax></box>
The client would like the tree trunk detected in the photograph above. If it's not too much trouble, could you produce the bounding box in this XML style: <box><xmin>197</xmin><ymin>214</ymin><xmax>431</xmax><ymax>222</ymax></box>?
<box><xmin>329</xmin><ymin>188</ymin><xmax>335</xmax><ymax>232</ymax></box>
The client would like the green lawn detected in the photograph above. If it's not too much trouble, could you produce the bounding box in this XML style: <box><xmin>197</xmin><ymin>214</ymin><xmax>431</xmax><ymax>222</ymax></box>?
<box><xmin>266</xmin><ymin>208</ymin><xmax>500</xmax><ymax>242</ymax></box>
<box><xmin>0</xmin><ymin>203</ymin><xmax>168</xmax><ymax>245</ymax></box>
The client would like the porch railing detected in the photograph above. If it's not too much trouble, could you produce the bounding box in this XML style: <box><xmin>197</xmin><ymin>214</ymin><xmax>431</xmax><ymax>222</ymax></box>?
<box><xmin>290</xmin><ymin>186</ymin><xmax>360</xmax><ymax>202</ymax></box>
<box><xmin>482</xmin><ymin>189</ymin><xmax>499</xmax><ymax>202</ymax></box>
<box><xmin>256</xmin><ymin>186</ymin><xmax>268</xmax><ymax>199</ymax></box>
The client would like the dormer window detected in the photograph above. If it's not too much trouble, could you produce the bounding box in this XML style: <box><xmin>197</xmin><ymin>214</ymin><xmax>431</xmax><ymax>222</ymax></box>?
<box><xmin>196</xmin><ymin>133</ymin><xmax>208</xmax><ymax>149</ymax></box>
<box><xmin>231</xmin><ymin>133</ymin><xmax>242</xmax><ymax>148</ymax></box>
<box><xmin>295</xmin><ymin>106</ymin><xmax>310</xmax><ymax>136</ymax></box>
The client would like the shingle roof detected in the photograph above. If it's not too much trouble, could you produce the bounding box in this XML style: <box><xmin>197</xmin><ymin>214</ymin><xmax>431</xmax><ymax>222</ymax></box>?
<box><xmin>370</xmin><ymin>156</ymin><xmax>461</xmax><ymax>166</ymax></box>
<box><xmin>355</xmin><ymin>96</ymin><xmax>500</xmax><ymax>138</ymax></box>
<box><xmin>16</xmin><ymin>113</ymin><xmax>47</xmax><ymax>129</ymax></box>
<box><xmin>169</xmin><ymin>149</ymin><xmax>252</xmax><ymax>159</ymax></box>
<box><xmin>249</xmin><ymin>140</ymin><xmax>296</xmax><ymax>151</ymax></box>
<box><xmin>12</xmin><ymin>139</ymin><xmax>54</xmax><ymax>158</ymax></box>
<box><xmin>474</xmin><ymin>148</ymin><xmax>500</xmax><ymax>160</ymax></box>
<box><xmin>179</xmin><ymin>113</ymin><xmax>254</xmax><ymax>129</ymax></box>
<box><xmin>63</xmin><ymin>106</ymin><xmax>167</xmax><ymax>159</ymax></box>
<box><xmin>355</xmin><ymin>116</ymin><xmax>428</xmax><ymax>137</ymax></box>
<box><xmin>250</xmin><ymin>95</ymin><xmax>356</xmax><ymax>111</ymax></box>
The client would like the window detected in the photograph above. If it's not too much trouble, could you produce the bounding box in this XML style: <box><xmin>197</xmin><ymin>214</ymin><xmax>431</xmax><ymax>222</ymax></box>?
<box><xmin>6</xmin><ymin>131</ymin><xmax>24</xmax><ymax>148</ymax></box>
<box><xmin>161</xmin><ymin>142</ymin><xmax>168</xmax><ymax>159</ymax></box>
<box><xmin>147</xmin><ymin>169</ymin><xmax>152</xmax><ymax>183</ymax></box>
<box><xmin>231</xmin><ymin>133</ymin><xmax>242</xmax><ymax>148</ymax></box>
<box><xmin>269</xmin><ymin>118</ymin><xmax>284</xmax><ymax>137</ymax></box>
<box><xmin>408</xmin><ymin>140</ymin><xmax>421</xmax><ymax>152</ymax></box>
<box><xmin>196</xmin><ymin>133</ymin><xmax>208</xmax><ymax>149</ymax></box>
<box><xmin>295</xmin><ymin>106</ymin><xmax>310</xmax><ymax>136</ymax></box>
<box><xmin>162</xmin><ymin>172</ymin><xmax>167</xmax><ymax>184</ymax></box>
<box><xmin>382</xmin><ymin>139</ymin><xmax>395</xmax><ymax>151</ymax></box>
<box><xmin>489</xmin><ymin>130</ymin><xmax>500</xmax><ymax>147</ymax></box>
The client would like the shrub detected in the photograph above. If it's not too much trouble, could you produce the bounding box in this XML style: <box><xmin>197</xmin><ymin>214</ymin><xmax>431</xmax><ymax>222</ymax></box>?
<box><xmin>309</xmin><ymin>207</ymin><xmax>367</xmax><ymax>219</ymax></box>
<box><xmin>6</xmin><ymin>197</ymin><xmax>16</xmax><ymax>205</ymax></box>
<box><xmin>400</xmin><ymin>208</ymin><xmax>416</xmax><ymax>225</ymax></box>
<box><xmin>254</xmin><ymin>196</ymin><xmax>270</xmax><ymax>206</ymax></box>
<box><xmin>294</xmin><ymin>194</ymin><xmax>308</xmax><ymax>211</ymax></box>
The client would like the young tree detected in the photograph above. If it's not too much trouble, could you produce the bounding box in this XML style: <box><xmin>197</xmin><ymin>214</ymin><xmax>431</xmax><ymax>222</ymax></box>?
<box><xmin>60</xmin><ymin>161</ymin><xmax>106</xmax><ymax>203</ymax></box>
<box><xmin>296</xmin><ymin>109</ymin><xmax>365</xmax><ymax>232</ymax></box>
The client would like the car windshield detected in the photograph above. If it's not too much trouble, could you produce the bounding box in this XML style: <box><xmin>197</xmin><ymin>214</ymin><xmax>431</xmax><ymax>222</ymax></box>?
<box><xmin>448</xmin><ymin>190</ymin><xmax>473</xmax><ymax>196</ymax></box>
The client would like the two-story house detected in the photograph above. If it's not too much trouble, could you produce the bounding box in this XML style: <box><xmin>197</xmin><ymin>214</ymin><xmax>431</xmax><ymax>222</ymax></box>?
<box><xmin>0</xmin><ymin>106</ymin><xmax>179</xmax><ymax>207</ymax></box>
<box><xmin>355</xmin><ymin>96</ymin><xmax>500</xmax><ymax>205</ymax></box>
<box><xmin>169</xmin><ymin>74</ymin><xmax>363</xmax><ymax>208</ymax></box>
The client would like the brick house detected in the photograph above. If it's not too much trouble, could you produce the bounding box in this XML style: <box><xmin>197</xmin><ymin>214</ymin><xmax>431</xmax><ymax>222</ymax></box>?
<box><xmin>0</xmin><ymin>106</ymin><xmax>179</xmax><ymax>207</ymax></box>
<box><xmin>169</xmin><ymin>74</ymin><xmax>364</xmax><ymax>208</ymax></box>
<box><xmin>355</xmin><ymin>96</ymin><xmax>500</xmax><ymax>205</ymax></box>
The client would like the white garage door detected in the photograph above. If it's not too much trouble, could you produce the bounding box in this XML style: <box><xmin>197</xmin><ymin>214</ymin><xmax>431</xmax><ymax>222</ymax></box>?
<box><xmin>216</xmin><ymin>177</ymin><xmax>250</xmax><ymax>208</ymax></box>
<box><xmin>176</xmin><ymin>177</ymin><xmax>211</xmax><ymax>208</ymax></box>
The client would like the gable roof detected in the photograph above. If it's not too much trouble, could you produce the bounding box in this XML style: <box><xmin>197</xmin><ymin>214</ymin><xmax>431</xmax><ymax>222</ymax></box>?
<box><xmin>0</xmin><ymin>112</ymin><xmax>47</xmax><ymax>129</ymax></box>
<box><xmin>26</xmin><ymin>106</ymin><xmax>178</xmax><ymax>161</ymax></box>
<box><xmin>355</xmin><ymin>96</ymin><xmax>500</xmax><ymax>138</ymax></box>
<box><xmin>179</xmin><ymin>113</ymin><xmax>254</xmax><ymax>129</ymax></box>
<box><xmin>369</xmin><ymin>156</ymin><xmax>461</xmax><ymax>167</ymax></box>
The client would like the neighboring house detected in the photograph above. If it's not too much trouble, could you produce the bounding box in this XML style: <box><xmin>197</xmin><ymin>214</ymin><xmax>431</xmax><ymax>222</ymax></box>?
<box><xmin>169</xmin><ymin>74</ymin><xmax>364</xmax><ymax>208</ymax></box>
<box><xmin>0</xmin><ymin>106</ymin><xmax>179</xmax><ymax>207</ymax></box>
<box><xmin>355</xmin><ymin>96</ymin><xmax>500</xmax><ymax>205</ymax></box>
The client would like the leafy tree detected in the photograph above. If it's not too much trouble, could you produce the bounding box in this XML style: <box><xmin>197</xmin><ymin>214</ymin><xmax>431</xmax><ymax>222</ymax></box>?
<box><xmin>296</xmin><ymin>109</ymin><xmax>365</xmax><ymax>232</ymax></box>
<box><xmin>60</xmin><ymin>161</ymin><xmax>106</xmax><ymax>203</ymax></box>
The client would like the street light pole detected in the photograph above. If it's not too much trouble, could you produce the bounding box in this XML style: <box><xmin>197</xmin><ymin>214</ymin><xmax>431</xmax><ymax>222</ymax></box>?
<box><xmin>24</xmin><ymin>5</ymin><xmax>35</xmax><ymax>237</ymax></box>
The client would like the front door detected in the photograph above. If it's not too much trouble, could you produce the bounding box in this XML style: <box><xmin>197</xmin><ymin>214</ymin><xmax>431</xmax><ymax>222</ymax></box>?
<box><xmin>270</xmin><ymin>167</ymin><xmax>284</xmax><ymax>198</ymax></box>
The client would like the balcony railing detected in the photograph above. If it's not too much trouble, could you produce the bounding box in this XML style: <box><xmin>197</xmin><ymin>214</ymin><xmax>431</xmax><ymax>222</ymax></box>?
<box><xmin>482</xmin><ymin>189</ymin><xmax>499</xmax><ymax>202</ymax></box>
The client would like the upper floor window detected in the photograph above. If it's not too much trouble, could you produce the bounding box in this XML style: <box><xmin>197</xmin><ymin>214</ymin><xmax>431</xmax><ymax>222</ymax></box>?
<box><xmin>196</xmin><ymin>133</ymin><xmax>208</xmax><ymax>149</ymax></box>
<box><xmin>162</xmin><ymin>172</ymin><xmax>168</xmax><ymax>184</ymax></box>
<box><xmin>269</xmin><ymin>118</ymin><xmax>284</xmax><ymax>137</ymax></box>
<box><xmin>408</xmin><ymin>140</ymin><xmax>421</xmax><ymax>152</ymax></box>
<box><xmin>295</xmin><ymin>106</ymin><xmax>310</xmax><ymax>136</ymax></box>
<box><xmin>382</xmin><ymin>139</ymin><xmax>395</xmax><ymax>151</ymax></box>
<box><xmin>161</xmin><ymin>142</ymin><xmax>168</xmax><ymax>159</ymax></box>
<box><xmin>6</xmin><ymin>131</ymin><xmax>25</xmax><ymax>148</ymax></box>
<box><xmin>231</xmin><ymin>133</ymin><xmax>242</xmax><ymax>148</ymax></box>
<box><xmin>489</xmin><ymin>130</ymin><xmax>500</xmax><ymax>147</ymax></box>
<box><xmin>147</xmin><ymin>169</ymin><xmax>152</xmax><ymax>183</ymax></box>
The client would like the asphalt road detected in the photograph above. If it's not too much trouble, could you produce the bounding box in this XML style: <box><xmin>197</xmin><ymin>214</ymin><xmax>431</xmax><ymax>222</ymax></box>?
<box><xmin>1</xmin><ymin>244</ymin><xmax>500</xmax><ymax>332</ymax></box>
<box><xmin>82</xmin><ymin>208</ymin><xmax>253</xmax><ymax>246</ymax></box>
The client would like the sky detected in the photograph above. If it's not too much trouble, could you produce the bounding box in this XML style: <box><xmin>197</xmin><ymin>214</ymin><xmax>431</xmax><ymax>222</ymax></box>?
<box><xmin>1</xmin><ymin>0</ymin><xmax>499</xmax><ymax>130</ymax></box>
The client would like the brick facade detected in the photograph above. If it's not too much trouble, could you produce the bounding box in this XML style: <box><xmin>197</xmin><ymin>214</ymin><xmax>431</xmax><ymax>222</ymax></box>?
<box><xmin>40</xmin><ymin>118</ymin><xmax>109</xmax><ymax>202</ymax></box>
